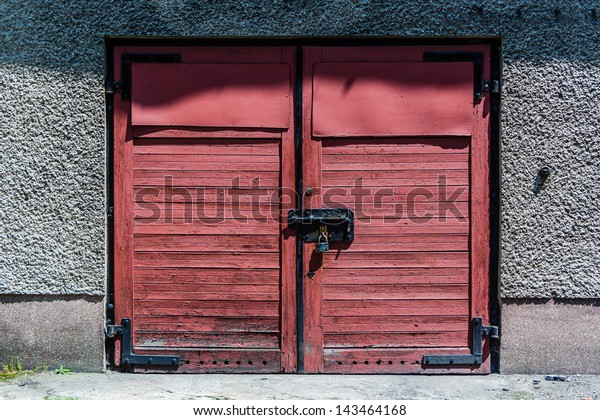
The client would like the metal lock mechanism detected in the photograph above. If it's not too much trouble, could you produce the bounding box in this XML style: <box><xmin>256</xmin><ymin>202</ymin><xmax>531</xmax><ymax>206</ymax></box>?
<box><xmin>288</xmin><ymin>208</ymin><xmax>354</xmax><ymax>253</ymax></box>
<box><xmin>316</xmin><ymin>225</ymin><xmax>329</xmax><ymax>253</ymax></box>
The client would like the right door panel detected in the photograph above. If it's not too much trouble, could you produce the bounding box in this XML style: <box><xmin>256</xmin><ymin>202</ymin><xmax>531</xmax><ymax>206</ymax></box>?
<box><xmin>302</xmin><ymin>46</ymin><xmax>491</xmax><ymax>373</ymax></box>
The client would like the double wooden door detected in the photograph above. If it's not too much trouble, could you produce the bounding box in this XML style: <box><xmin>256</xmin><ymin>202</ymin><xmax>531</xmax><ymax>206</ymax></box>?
<box><xmin>111</xmin><ymin>44</ymin><xmax>492</xmax><ymax>373</ymax></box>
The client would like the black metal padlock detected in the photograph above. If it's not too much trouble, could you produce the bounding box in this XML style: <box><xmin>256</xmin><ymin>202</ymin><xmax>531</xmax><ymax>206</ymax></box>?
<box><xmin>315</xmin><ymin>230</ymin><xmax>329</xmax><ymax>253</ymax></box>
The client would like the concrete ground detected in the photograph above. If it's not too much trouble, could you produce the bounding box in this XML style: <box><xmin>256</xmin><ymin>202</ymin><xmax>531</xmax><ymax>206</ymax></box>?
<box><xmin>1</xmin><ymin>372</ymin><xmax>599</xmax><ymax>400</ymax></box>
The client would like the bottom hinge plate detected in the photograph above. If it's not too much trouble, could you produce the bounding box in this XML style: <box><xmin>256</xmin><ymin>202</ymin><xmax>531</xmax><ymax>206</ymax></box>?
<box><xmin>106</xmin><ymin>318</ymin><xmax>181</xmax><ymax>367</ymax></box>
<box><xmin>422</xmin><ymin>317</ymin><xmax>498</xmax><ymax>366</ymax></box>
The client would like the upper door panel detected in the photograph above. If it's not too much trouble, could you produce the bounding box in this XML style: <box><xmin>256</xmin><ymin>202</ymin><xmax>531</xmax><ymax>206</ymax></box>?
<box><xmin>312</xmin><ymin>62</ymin><xmax>473</xmax><ymax>137</ymax></box>
<box><xmin>131</xmin><ymin>63</ymin><xmax>290</xmax><ymax>128</ymax></box>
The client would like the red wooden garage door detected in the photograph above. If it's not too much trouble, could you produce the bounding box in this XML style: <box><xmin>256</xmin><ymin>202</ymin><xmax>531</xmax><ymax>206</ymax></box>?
<box><xmin>301</xmin><ymin>46</ymin><xmax>491</xmax><ymax>373</ymax></box>
<box><xmin>111</xmin><ymin>43</ymin><xmax>492</xmax><ymax>374</ymax></box>
<box><xmin>112</xmin><ymin>47</ymin><xmax>297</xmax><ymax>372</ymax></box>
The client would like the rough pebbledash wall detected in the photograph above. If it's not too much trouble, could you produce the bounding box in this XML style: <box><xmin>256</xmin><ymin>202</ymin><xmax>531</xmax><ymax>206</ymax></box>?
<box><xmin>0</xmin><ymin>1</ymin><xmax>598</xmax><ymax>298</ymax></box>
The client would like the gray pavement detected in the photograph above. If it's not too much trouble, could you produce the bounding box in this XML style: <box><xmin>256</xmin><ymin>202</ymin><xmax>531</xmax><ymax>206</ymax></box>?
<box><xmin>1</xmin><ymin>371</ymin><xmax>599</xmax><ymax>400</ymax></box>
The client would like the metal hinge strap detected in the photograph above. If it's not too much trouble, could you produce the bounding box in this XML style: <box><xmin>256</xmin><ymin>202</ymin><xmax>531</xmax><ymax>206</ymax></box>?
<box><xmin>422</xmin><ymin>317</ymin><xmax>499</xmax><ymax>366</ymax></box>
<box><xmin>105</xmin><ymin>318</ymin><xmax>180</xmax><ymax>367</ymax></box>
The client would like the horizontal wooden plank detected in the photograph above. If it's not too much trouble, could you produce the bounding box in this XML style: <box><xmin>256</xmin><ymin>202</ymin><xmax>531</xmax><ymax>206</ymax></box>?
<box><xmin>134</xmin><ymin>234</ymin><xmax>280</xmax><ymax>252</ymax></box>
<box><xmin>133</xmin><ymin>179</ymin><xmax>280</xmax><ymax>190</ymax></box>
<box><xmin>323</xmin><ymin>177</ymin><xmax>470</xmax><ymax>187</ymax></box>
<box><xmin>324</xmin><ymin>267</ymin><xmax>468</xmax><ymax>280</ymax></box>
<box><xmin>323</xmin><ymin>315</ymin><xmax>469</xmax><ymax>333</ymax></box>
<box><xmin>134</xmin><ymin>224</ymin><xmax>281</xmax><ymax>235</ymax></box>
<box><xmin>322</xmin><ymin>153</ymin><xmax>468</xmax><ymax>164</ymax></box>
<box><xmin>133</xmin><ymin>216</ymin><xmax>279</xmax><ymax>225</ymax></box>
<box><xmin>325</xmin><ymin>206</ymin><xmax>469</xmax><ymax>219</ymax></box>
<box><xmin>322</xmin><ymin>347</ymin><xmax>485</xmax><ymax>374</ymax></box>
<box><xmin>133</xmin><ymin>190</ymin><xmax>279</xmax><ymax>204</ymax></box>
<box><xmin>133</xmin><ymin>267</ymin><xmax>280</xmax><ymax>283</ymax></box>
<box><xmin>135</xmin><ymin>299</ymin><xmax>279</xmax><ymax>317</ymax></box>
<box><xmin>134</xmin><ymin>211</ymin><xmax>280</xmax><ymax>222</ymax></box>
<box><xmin>133</xmin><ymin>187</ymin><xmax>280</xmax><ymax>196</ymax></box>
<box><xmin>135</xmin><ymin>217</ymin><xmax>284</xmax><ymax>228</ymax></box>
<box><xmin>134</xmin><ymin>291</ymin><xmax>279</xmax><ymax>301</ymax></box>
<box><xmin>323</xmin><ymin>330</ymin><xmax>469</xmax><ymax>348</ymax></box>
<box><xmin>323</xmin><ymin>284</ymin><xmax>469</xmax><ymax>300</ymax></box>
<box><xmin>133</xmin><ymin>161</ymin><xmax>279</xmax><ymax>171</ymax></box>
<box><xmin>134</xmin><ymin>201</ymin><xmax>278</xmax><ymax>212</ymax></box>
<box><xmin>134</xmin><ymin>138</ymin><xmax>280</xmax><ymax>147</ymax></box>
<box><xmin>352</xmin><ymin>217</ymin><xmax>468</xmax><ymax>226</ymax></box>
<box><xmin>327</xmin><ymin>234</ymin><xmax>468</xmax><ymax>252</ymax></box>
<box><xmin>135</xmin><ymin>316</ymin><xmax>279</xmax><ymax>333</ymax></box>
<box><xmin>329</xmin><ymin>242</ymin><xmax>468</xmax><ymax>252</ymax></box>
<box><xmin>134</xmin><ymin>153</ymin><xmax>279</xmax><ymax>164</ymax></box>
<box><xmin>322</xmin><ymin>299</ymin><xmax>469</xmax><ymax>317</ymax></box>
<box><xmin>323</xmin><ymin>274</ymin><xmax>468</xmax><ymax>285</ymax></box>
<box><xmin>321</xmin><ymin>138</ymin><xmax>470</xmax><ymax>154</ymax></box>
<box><xmin>135</xmin><ymin>309</ymin><xmax>279</xmax><ymax>318</ymax></box>
<box><xmin>133</xmin><ymin>127</ymin><xmax>282</xmax><ymax>139</ymax></box>
<box><xmin>134</xmin><ymin>331</ymin><xmax>280</xmax><ymax>349</ymax></box>
<box><xmin>342</xmin><ymin>233</ymin><xmax>469</xmax><ymax>244</ymax></box>
<box><xmin>325</xmin><ymin>314</ymin><xmax>467</xmax><ymax>325</ymax></box>
<box><xmin>322</xmin><ymin>169</ymin><xmax>469</xmax><ymax>180</ymax></box>
<box><xmin>133</xmin><ymin>171</ymin><xmax>279</xmax><ymax>186</ymax></box>
<box><xmin>323</xmin><ymin>252</ymin><xmax>470</xmax><ymax>268</ymax></box>
<box><xmin>323</xmin><ymin>259</ymin><xmax>469</xmax><ymax>270</ymax></box>
<box><xmin>323</xmin><ymin>161</ymin><xmax>468</xmax><ymax>171</ymax></box>
<box><xmin>351</xmin><ymin>224</ymin><xmax>470</xmax><ymax>235</ymax></box>
<box><xmin>135</xmin><ymin>283</ymin><xmax>279</xmax><ymax>294</ymax></box>
<box><xmin>133</xmin><ymin>207</ymin><xmax>280</xmax><ymax>221</ymax></box>
<box><xmin>133</xmin><ymin>252</ymin><xmax>280</xmax><ymax>269</ymax></box>
<box><xmin>319</xmin><ymin>187</ymin><xmax>469</xmax><ymax>200</ymax></box>
<box><xmin>131</xmin><ymin>63</ymin><xmax>290</xmax><ymax>128</ymax></box>
<box><xmin>132</xmin><ymin>349</ymin><xmax>282</xmax><ymax>373</ymax></box>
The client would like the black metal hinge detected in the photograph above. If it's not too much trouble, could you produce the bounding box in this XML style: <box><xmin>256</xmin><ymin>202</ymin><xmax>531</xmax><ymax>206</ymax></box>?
<box><xmin>422</xmin><ymin>317</ymin><xmax>499</xmax><ymax>366</ymax></box>
<box><xmin>105</xmin><ymin>53</ymin><xmax>181</xmax><ymax>100</ymax></box>
<box><xmin>423</xmin><ymin>52</ymin><xmax>500</xmax><ymax>101</ymax></box>
<box><xmin>105</xmin><ymin>318</ymin><xmax>180</xmax><ymax>367</ymax></box>
<box><xmin>483</xmin><ymin>80</ymin><xmax>501</xmax><ymax>94</ymax></box>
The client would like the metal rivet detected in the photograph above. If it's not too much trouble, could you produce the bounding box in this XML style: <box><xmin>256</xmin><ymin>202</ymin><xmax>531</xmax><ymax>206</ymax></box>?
<box><xmin>305</xmin><ymin>187</ymin><xmax>313</xmax><ymax>196</ymax></box>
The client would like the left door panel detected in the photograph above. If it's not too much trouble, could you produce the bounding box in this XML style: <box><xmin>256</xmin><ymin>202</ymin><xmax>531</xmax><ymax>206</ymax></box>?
<box><xmin>112</xmin><ymin>47</ymin><xmax>297</xmax><ymax>372</ymax></box>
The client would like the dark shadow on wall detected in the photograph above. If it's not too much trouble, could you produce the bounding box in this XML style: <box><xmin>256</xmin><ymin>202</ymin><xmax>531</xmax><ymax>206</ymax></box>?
<box><xmin>504</xmin><ymin>298</ymin><xmax>600</xmax><ymax>307</ymax></box>
<box><xmin>0</xmin><ymin>294</ymin><xmax>104</xmax><ymax>304</ymax></box>
<box><xmin>0</xmin><ymin>1</ymin><xmax>599</xmax><ymax>75</ymax></box>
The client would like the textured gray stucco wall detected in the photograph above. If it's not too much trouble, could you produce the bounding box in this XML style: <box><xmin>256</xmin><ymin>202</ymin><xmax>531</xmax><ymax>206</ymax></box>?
<box><xmin>0</xmin><ymin>1</ymin><xmax>599</xmax><ymax>297</ymax></box>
